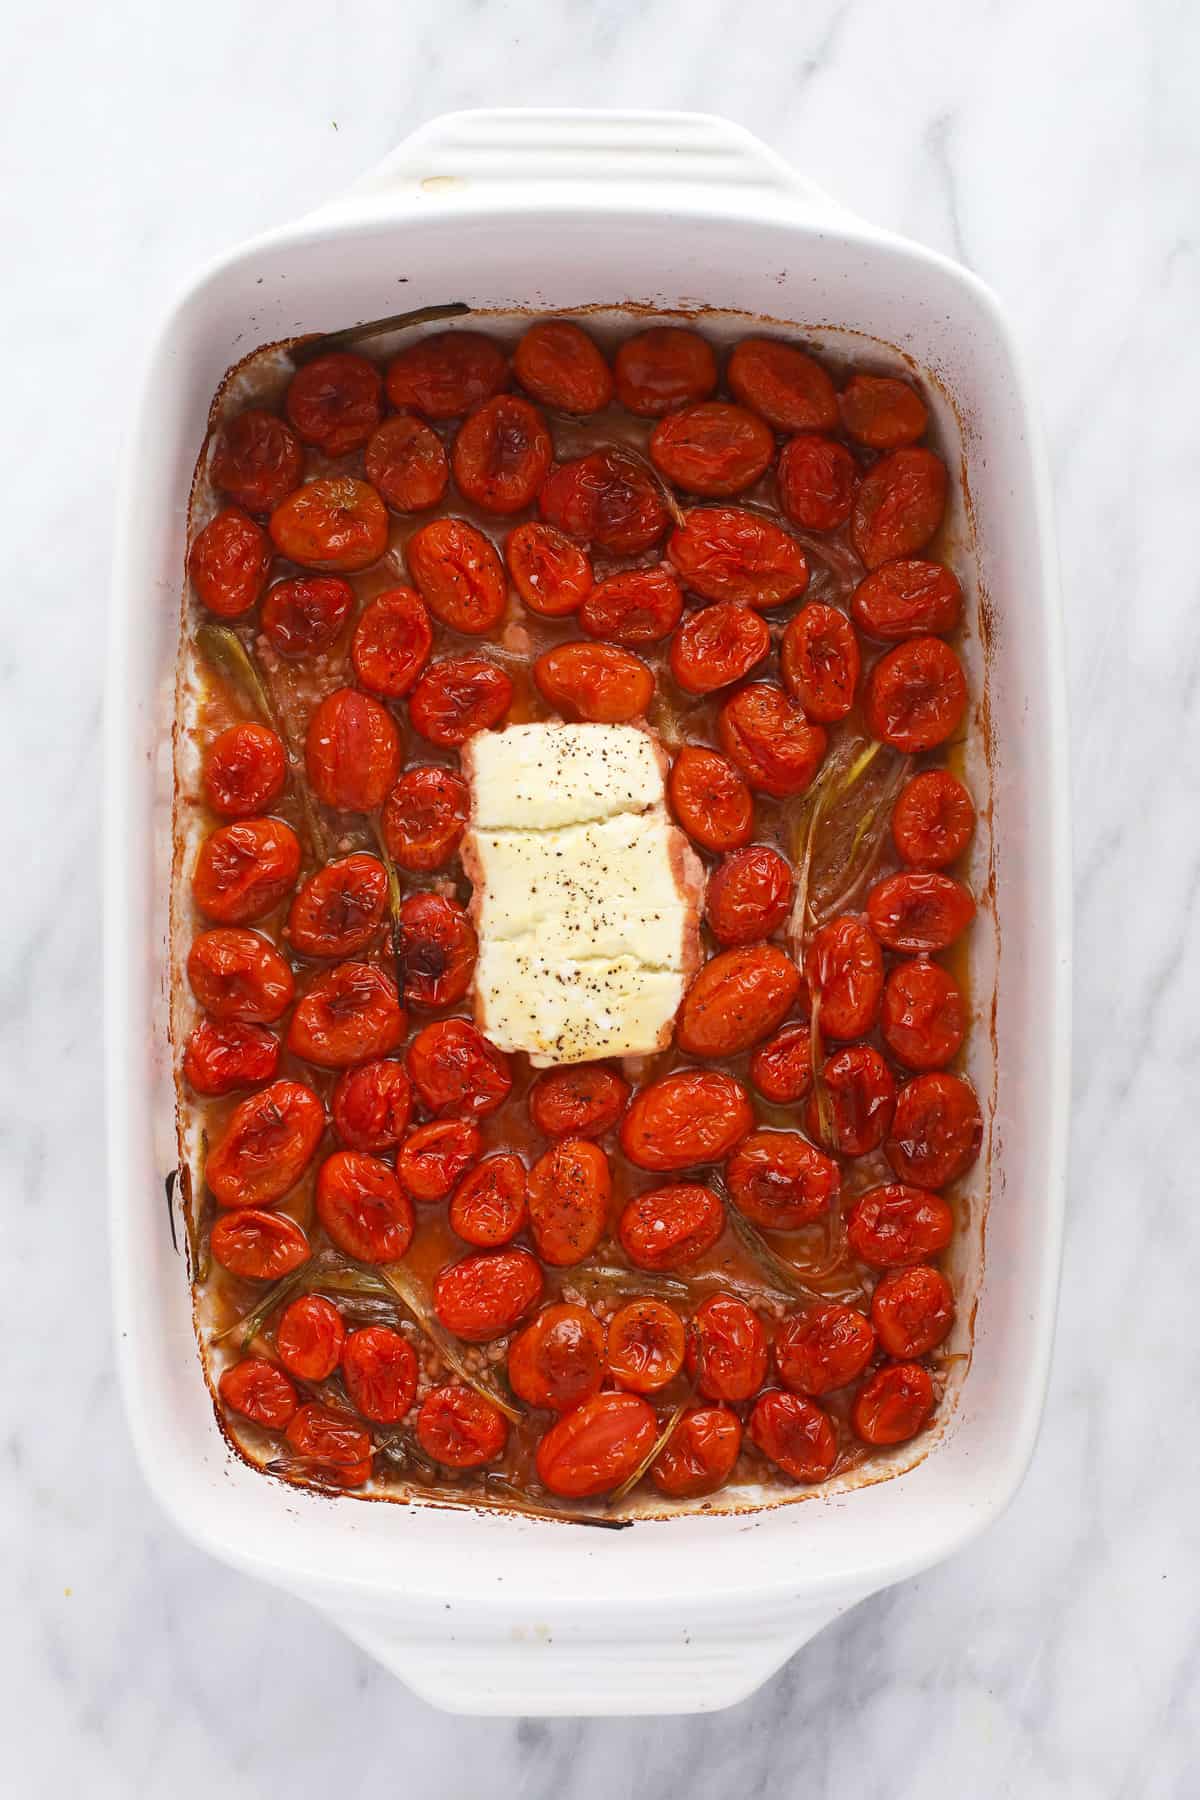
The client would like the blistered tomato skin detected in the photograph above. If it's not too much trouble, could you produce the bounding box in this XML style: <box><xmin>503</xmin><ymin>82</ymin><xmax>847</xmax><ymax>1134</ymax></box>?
<box><xmin>527</xmin><ymin>1139</ymin><xmax>610</xmax><ymax>1267</ymax></box>
<box><xmin>189</xmin><ymin>508</ymin><xmax>272</xmax><ymax>617</ymax></box>
<box><xmin>261</xmin><ymin>576</ymin><xmax>353</xmax><ymax>657</ymax></box>
<box><xmin>316</xmin><ymin>1150</ymin><xmax>415</xmax><ymax>1263</ymax></box>
<box><xmin>871</xmin><ymin>1264</ymin><xmax>955</xmax><ymax>1359</ymax></box>
<box><xmin>350</xmin><ymin>587</ymin><xmax>433</xmax><ymax>697</ymax></box>
<box><xmin>210</xmin><ymin>1210</ymin><xmax>310</xmax><ymax>1282</ymax></box>
<box><xmin>212</xmin><ymin>409</ymin><xmax>303</xmax><ymax>515</ymax></box>
<box><xmin>852</xmin><ymin>448</ymin><xmax>948</xmax><ymax>569</ymax></box>
<box><xmin>331</xmin><ymin>1059</ymin><xmax>413</xmax><ymax>1152</ymax></box>
<box><xmin>864</xmin><ymin>636</ymin><xmax>968</xmax><ymax>752</ymax></box>
<box><xmin>805</xmin><ymin>914</ymin><xmax>884</xmax><ymax>1040</ymax></box>
<box><xmin>529</xmin><ymin>1065</ymin><xmax>630</xmax><ymax>1140</ymax></box>
<box><xmin>507</xmin><ymin>1304</ymin><xmax>607</xmax><ymax>1413</ymax></box>
<box><xmin>395</xmin><ymin>891</ymin><xmax>477</xmax><ymax>1009</ymax></box>
<box><xmin>845</xmin><ymin>1184</ymin><xmax>954</xmax><ymax>1268</ymax></box>
<box><xmin>407</xmin><ymin>1019</ymin><xmax>513</xmax><ymax>1117</ymax></box>
<box><xmin>668</xmin><ymin>746</ymin><xmax>754</xmax><ymax>852</ymax></box>
<box><xmin>285</xmin><ymin>1404</ymin><xmax>371</xmax><ymax>1486</ymax></box>
<box><xmin>579</xmin><ymin>567</ymin><xmax>683</xmax><ymax>646</ymax></box>
<box><xmin>535</xmin><ymin>1392</ymin><xmax>658</xmax><ymax>1498</ymax></box>
<box><xmin>777</xmin><ymin>436</ymin><xmax>858</xmax><ymax>532</ymax></box>
<box><xmin>341</xmin><ymin>1326</ymin><xmax>418</xmax><ymax>1423</ymax></box>
<box><xmin>838</xmin><ymin>375</ymin><xmax>929</xmax><ymax>450</ymax></box>
<box><xmin>808</xmin><ymin>1043</ymin><xmax>896</xmax><ymax>1157</ymax></box>
<box><xmin>202</xmin><ymin>723</ymin><xmax>287</xmax><ymax>819</ymax></box>
<box><xmin>617</xmin><ymin>1183</ymin><xmax>725</xmax><ymax>1271</ymax></box>
<box><xmin>649</xmin><ymin>403</ymin><xmax>774</xmax><ymax>497</ymax></box>
<box><xmin>750</xmin><ymin>1023</ymin><xmax>813</xmax><ymax>1105</ymax></box>
<box><xmin>406</xmin><ymin>516</ymin><xmax>508</xmax><ymax>635</ymax></box>
<box><xmin>452</xmin><ymin>395</ymin><xmax>553</xmax><ymax>514</ymax></box>
<box><xmin>184</xmin><ymin>1018</ymin><xmax>280</xmax><ymax>1096</ymax></box>
<box><xmin>385</xmin><ymin>331</ymin><xmax>509</xmax><ymax>420</ymax></box>
<box><xmin>651</xmin><ymin>1405</ymin><xmax>742</xmax><ymax>1498</ymax></box>
<box><xmin>382</xmin><ymin>766</ymin><xmax>469</xmax><ymax>871</ymax></box>
<box><xmin>287</xmin><ymin>855</ymin><xmax>389</xmax><ymax>959</ymax></box>
<box><xmin>286</xmin><ymin>352</ymin><xmax>382</xmax><ymax>456</ymax></box>
<box><xmin>727</xmin><ymin>337</ymin><xmax>838</xmax><ymax>432</ymax></box>
<box><xmin>365</xmin><ymin>413</ymin><xmax>450</xmax><ymax>512</ymax></box>
<box><xmin>287</xmin><ymin>962</ymin><xmax>406</xmax><ymax>1069</ymax></box>
<box><xmin>219</xmin><ymin>1359</ymin><xmax>298</xmax><ymax>1430</ymax></box>
<box><xmin>505</xmin><ymin>522</ymin><xmax>593</xmax><ymax>617</ymax></box>
<box><xmin>725</xmin><ymin>1130</ymin><xmax>840</xmax><ymax>1231</ymax></box>
<box><xmin>277</xmin><ymin>1294</ymin><xmax>346</xmax><ymax>1383</ymax></box>
<box><xmin>534</xmin><ymin>642</ymin><xmax>655</xmax><ymax>723</ymax></box>
<box><xmin>397</xmin><ymin>1118</ymin><xmax>481</xmax><ymax>1203</ymax></box>
<box><xmin>867</xmin><ymin>871</ymin><xmax>976</xmax><ymax>953</ymax></box>
<box><xmin>417</xmin><ymin>1387</ymin><xmax>509</xmax><ymax>1467</ymax></box>
<box><xmin>718</xmin><ymin>683</ymin><xmax>827</xmax><ymax>798</ymax></box>
<box><xmin>781</xmin><ymin>604</ymin><xmax>861</xmax><ymax>724</ymax></box>
<box><xmin>614</xmin><ymin>328</ymin><xmax>718</xmax><ymax>416</ymax></box>
<box><xmin>892</xmin><ymin>770</ymin><xmax>975</xmax><ymax>869</ymax></box>
<box><xmin>449</xmin><ymin>1153</ymin><xmax>528</xmax><ymax>1248</ymax></box>
<box><xmin>620</xmin><ymin>1069</ymin><xmax>753</xmax><ymax>1172</ymax></box>
<box><xmin>704</xmin><ymin>845</ymin><xmax>794</xmax><ymax>946</ymax></box>
<box><xmin>433</xmin><ymin>1248</ymin><xmax>544</xmax><ymax>1342</ymax></box>
<box><xmin>852</xmin><ymin>1362</ymin><xmax>934</xmax><ymax>1445</ymax></box>
<box><xmin>607</xmin><ymin>1299</ymin><xmax>686</xmax><ymax>1393</ymax></box>
<box><xmin>269</xmin><ymin>477</ymin><xmax>389</xmax><ymax>572</ymax></box>
<box><xmin>748</xmin><ymin>1390</ymin><xmax>838</xmax><ymax>1483</ymax></box>
<box><xmin>409</xmin><ymin>657</ymin><xmax>513</xmax><ymax>746</ymax></box>
<box><xmin>886</xmin><ymin>1072</ymin><xmax>983</xmax><ymax>1188</ymax></box>
<box><xmin>775</xmin><ymin>1304</ymin><xmax>876</xmax><ymax>1397</ymax></box>
<box><xmin>670</xmin><ymin>602</ymin><xmax>771</xmax><ymax>696</ymax></box>
<box><xmin>881</xmin><ymin>959</ymin><xmax>966</xmax><ymax>1070</ymax></box>
<box><xmin>686</xmin><ymin>1294</ymin><xmax>768</xmax><ymax>1402</ymax></box>
<box><xmin>192</xmin><ymin>817</ymin><xmax>301</xmax><ymax>925</ymax></box>
<box><xmin>852</xmin><ymin>560</ymin><xmax>962</xmax><ymax>641</ymax></box>
<box><xmin>187</xmin><ymin>928</ymin><xmax>294</xmax><ymax>1023</ymax></box>
<box><xmin>676</xmin><ymin>944</ymin><xmax>801</xmax><ymax>1059</ymax></box>
<box><xmin>539</xmin><ymin>448</ymin><xmax>669</xmax><ymax>555</ymax></box>
<box><xmin>667</xmin><ymin>507</ymin><xmax>809</xmax><ymax>609</ymax></box>
<box><xmin>513</xmin><ymin>320</ymin><xmax>613</xmax><ymax>414</ymax></box>
<box><xmin>205</xmin><ymin>1080</ymin><xmax>325</xmax><ymax>1209</ymax></box>
<box><xmin>305</xmin><ymin>687</ymin><xmax>402</xmax><ymax>812</ymax></box>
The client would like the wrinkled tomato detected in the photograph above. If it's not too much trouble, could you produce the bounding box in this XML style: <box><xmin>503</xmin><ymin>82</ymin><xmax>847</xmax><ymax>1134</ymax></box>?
<box><xmin>276</xmin><ymin>1294</ymin><xmax>346</xmax><ymax>1382</ymax></box>
<box><xmin>305</xmin><ymin>686</ymin><xmax>402</xmax><ymax>811</ymax></box>
<box><xmin>364</xmin><ymin>412</ymin><xmax>450</xmax><ymax>512</ymax></box>
<box><xmin>863</xmin><ymin>635</ymin><xmax>967</xmax><ymax>752</ymax></box>
<box><xmin>749</xmin><ymin>1022</ymin><xmax>813</xmax><ymax>1105</ymax></box>
<box><xmin>315</xmin><ymin>1148</ymin><xmax>415</xmax><ymax>1263</ymax></box>
<box><xmin>184</xmin><ymin>1017</ymin><xmax>280</xmax><ymax>1096</ymax></box>
<box><xmin>780</xmin><ymin>603</ymin><xmax>861</xmax><ymax>724</ymax></box>
<box><xmin>287</xmin><ymin>855</ymin><xmax>388</xmax><ymax>959</ymax></box>
<box><xmin>676</xmin><ymin>943</ymin><xmax>801</xmax><ymax>1058</ymax></box>
<box><xmin>539</xmin><ymin>447</ymin><xmax>668</xmax><ymax>555</ymax></box>
<box><xmin>330</xmin><ymin>1058</ymin><xmax>413</xmax><ymax>1153</ymax></box>
<box><xmin>528</xmin><ymin>1064</ymin><xmax>629</xmax><ymax>1140</ymax></box>
<box><xmin>727</xmin><ymin>337</ymin><xmax>837</xmax><ymax>432</ymax></box>
<box><xmin>718</xmin><ymin>682</ymin><xmax>827</xmax><ymax>798</ymax></box>
<box><xmin>777</xmin><ymin>435</ymin><xmax>858</xmax><ymax>532</ymax></box>
<box><xmin>527</xmin><ymin>1139</ymin><xmax>610</xmax><ymax>1267</ymax></box>
<box><xmin>206</xmin><ymin>1079</ymin><xmax>325</xmax><ymax>1208</ymax></box>
<box><xmin>534</xmin><ymin>641</ymin><xmax>654</xmax><ymax>722</ymax></box>
<box><xmin>350</xmin><ymin>586</ymin><xmax>433</xmax><ymax>696</ymax></box>
<box><xmin>651</xmin><ymin>1405</ymin><xmax>742</xmax><ymax>1498</ymax></box>
<box><xmin>285</xmin><ymin>352</ymin><xmax>382</xmax><ymax>457</ymax></box>
<box><xmin>269</xmin><ymin>477</ymin><xmax>389</xmax><ymax>572</ymax></box>
<box><xmin>508</xmin><ymin>1303</ymin><xmax>607</xmax><ymax>1413</ymax></box>
<box><xmin>385</xmin><ymin>330</ymin><xmax>509</xmax><ymax>420</ymax></box>
<box><xmin>871</xmin><ymin>1264</ymin><xmax>955</xmax><ymax>1359</ymax></box>
<box><xmin>416</xmin><ymin>1386</ymin><xmax>509</xmax><ymax>1467</ymax></box>
<box><xmin>617</xmin><ymin>1182</ymin><xmax>725</xmax><ymax>1272</ymax></box>
<box><xmin>704</xmin><ymin>845</ymin><xmax>794</xmax><ymax>946</ymax></box>
<box><xmin>805</xmin><ymin>914</ymin><xmax>883</xmax><ymax>1039</ymax></box>
<box><xmin>614</xmin><ymin>327</ymin><xmax>717</xmax><ymax>416</ymax></box>
<box><xmin>808</xmin><ymin>1043</ymin><xmax>896</xmax><ymax>1157</ymax></box>
<box><xmin>649</xmin><ymin>402</ymin><xmax>774</xmax><ymax>497</ymax></box>
<box><xmin>725</xmin><ymin>1129</ymin><xmax>839</xmax><ymax>1231</ymax></box>
<box><xmin>851</xmin><ymin>1362</ymin><xmax>934</xmax><ymax>1445</ymax></box>
<box><xmin>433</xmin><ymin>1247</ymin><xmax>543</xmax><ymax>1342</ymax></box>
<box><xmin>838</xmin><ymin>374</ymin><xmax>928</xmax><ymax>450</ymax></box>
<box><xmin>619</xmin><ymin>1068</ymin><xmax>753</xmax><ymax>1171</ymax></box>
<box><xmin>775</xmin><ymin>1303</ymin><xmax>875</xmax><ymax>1397</ymax></box>
<box><xmin>397</xmin><ymin>1118</ymin><xmax>481</xmax><ymax>1203</ymax></box>
<box><xmin>852</xmin><ymin>447</ymin><xmax>948</xmax><ymax>569</ymax></box>
<box><xmin>748</xmin><ymin>1390</ymin><xmax>837</xmax><ymax>1483</ymax></box>
<box><xmin>408</xmin><ymin>655</ymin><xmax>513</xmax><ymax>745</ymax></box>
<box><xmin>666</xmin><ymin>506</ymin><xmax>809</xmax><ymax>608</ymax></box>
<box><xmin>202</xmin><ymin>722</ymin><xmax>287</xmax><ymax>819</ymax></box>
<box><xmin>668</xmin><ymin>745</ymin><xmax>754</xmax><ymax>851</ymax></box>
<box><xmin>210</xmin><ymin>1209</ymin><xmax>311</xmax><ymax>1281</ymax></box>
<box><xmin>535</xmin><ymin>1392</ymin><xmax>658</xmax><ymax>1498</ymax></box>
<box><xmin>406</xmin><ymin>516</ymin><xmax>507</xmax><ymax>635</ymax></box>
<box><xmin>186</xmin><ymin>926</ymin><xmax>294</xmax><ymax>1022</ymax></box>
<box><xmin>891</xmin><ymin>769</ymin><xmax>975</xmax><ymax>868</ymax></box>
<box><xmin>395</xmin><ymin>891</ymin><xmax>477</xmax><ymax>1009</ymax></box>
<box><xmin>342</xmin><ymin>1325</ymin><xmax>418</xmax><ymax>1423</ymax></box>
<box><xmin>880</xmin><ymin>958</ymin><xmax>966</xmax><ymax>1070</ymax></box>
<box><xmin>189</xmin><ymin>507</ymin><xmax>272</xmax><ymax>617</ymax></box>
<box><xmin>261</xmin><ymin>575</ymin><xmax>353</xmax><ymax>657</ymax></box>
<box><xmin>452</xmin><ymin>395</ymin><xmax>553</xmax><ymax>514</ymax></box>
<box><xmin>284</xmin><ymin>1403</ymin><xmax>371</xmax><ymax>1486</ymax></box>
<box><xmin>448</xmin><ymin>1153</ymin><xmax>528</xmax><ymax>1247</ymax></box>
<box><xmin>579</xmin><ymin>566</ymin><xmax>683</xmax><ymax>646</ymax></box>
<box><xmin>513</xmin><ymin>319</ymin><xmax>613</xmax><ymax>414</ymax></box>
<box><xmin>686</xmin><ymin>1293</ymin><xmax>768</xmax><ymax>1402</ymax></box>
<box><xmin>607</xmin><ymin>1299</ymin><xmax>685</xmax><ymax>1393</ymax></box>
<box><xmin>886</xmin><ymin>1071</ymin><xmax>983</xmax><ymax>1188</ymax></box>
<box><xmin>866</xmin><ymin>870</ymin><xmax>975</xmax><ymax>952</ymax></box>
<box><xmin>406</xmin><ymin>1018</ymin><xmax>513</xmax><ymax>1117</ymax></box>
<box><xmin>504</xmin><ymin>521</ymin><xmax>593</xmax><ymax>617</ymax></box>
<box><xmin>286</xmin><ymin>962</ymin><xmax>406</xmax><ymax>1069</ymax></box>
<box><xmin>192</xmin><ymin>817</ymin><xmax>301</xmax><ymax>925</ymax></box>
<box><xmin>382</xmin><ymin>765</ymin><xmax>470</xmax><ymax>871</ymax></box>
<box><xmin>211</xmin><ymin>409</ymin><xmax>303</xmax><ymax>515</ymax></box>
<box><xmin>845</xmin><ymin>1184</ymin><xmax>954</xmax><ymax>1268</ymax></box>
<box><xmin>219</xmin><ymin>1357</ymin><xmax>298</xmax><ymax>1429</ymax></box>
<box><xmin>851</xmin><ymin>558</ymin><xmax>962</xmax><ymax>641</ymax></box>
<box><xmin>669</xmin><ymin>601</ymin><xmax>770</xmax><ymax>695</ymax></box>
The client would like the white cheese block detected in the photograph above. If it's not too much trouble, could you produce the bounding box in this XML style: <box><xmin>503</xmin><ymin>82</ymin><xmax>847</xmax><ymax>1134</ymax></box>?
<box><xmin>462</xmin><ymin>721</ymin><xmax>703</xmax><ymax>1065</ymax></box>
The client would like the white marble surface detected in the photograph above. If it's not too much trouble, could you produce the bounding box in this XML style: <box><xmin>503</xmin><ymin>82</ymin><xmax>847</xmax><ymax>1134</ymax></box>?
<box><xmin>3</xmin><ymin>0</ymin><xmax>1198</xmax><ymax>1792</ymax></box>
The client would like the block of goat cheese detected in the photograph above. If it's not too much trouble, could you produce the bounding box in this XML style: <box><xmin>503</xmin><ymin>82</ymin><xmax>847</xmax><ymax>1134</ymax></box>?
<box><xmin>461</xmin><ymin>722</ymin><xmax>703</xmax><ymax>1065</ymax></box>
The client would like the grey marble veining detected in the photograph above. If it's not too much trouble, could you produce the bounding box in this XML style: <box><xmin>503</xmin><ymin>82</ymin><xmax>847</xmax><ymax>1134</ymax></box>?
<box><xmin>3</xmin><ymin>0</ymin><xmax>1199</xmax><ymax>1793</ymax></box>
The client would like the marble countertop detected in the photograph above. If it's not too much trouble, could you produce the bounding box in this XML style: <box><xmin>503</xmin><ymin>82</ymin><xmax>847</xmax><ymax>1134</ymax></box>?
<box><xmin>4</xmin><ymin>0</ymin><xmax>1197</xmax><ymax>1792</ymax></box>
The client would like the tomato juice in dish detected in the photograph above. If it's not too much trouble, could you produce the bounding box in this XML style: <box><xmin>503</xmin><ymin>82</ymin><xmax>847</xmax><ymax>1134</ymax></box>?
<box><xmin>174</xmin><ymin>313</ymin><xmax>986</xmax><ymax>1519</ymax></box>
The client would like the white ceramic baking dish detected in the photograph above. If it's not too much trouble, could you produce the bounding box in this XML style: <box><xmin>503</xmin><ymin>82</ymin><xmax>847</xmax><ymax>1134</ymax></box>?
<box><xmin>105</xmin><ymin>109</ymin><xmax>1069</xmax><ymax>1716</ymax></box>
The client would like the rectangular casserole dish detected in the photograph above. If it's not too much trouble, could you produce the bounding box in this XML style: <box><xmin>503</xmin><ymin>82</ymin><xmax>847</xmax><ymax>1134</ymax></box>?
<box><xmin>106</xmin><ymin>108</ymin><xmax>1069</xmax><ymax>1716</ymax></box>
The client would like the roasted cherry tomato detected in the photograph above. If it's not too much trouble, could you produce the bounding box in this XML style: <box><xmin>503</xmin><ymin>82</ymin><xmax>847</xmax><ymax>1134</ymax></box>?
<box><xmin>851</xmin><ymin>559</ymin><xmax>962</xmax><ymax>640</ymax></box>
<box><xmin>533</xmin><ymin>641</ymin><xmax>654</xmax><ymax>722</ymax></box>
<box><xmin>607</xmin><ymin>1299</ymin><xmax>685</xmax><ymax>1393</ymax></box>
<box><xmin>306</xmin><ymin>687</ymin><xmax>401</xmax><ymax>812</ymax></box>
<box><xmin>669</xmin><ymin>601</ymin><xmax>770</xmax><ymax>695</ymax></box>
<box><xmin>579</xmin><ymin>566</ymin><xmax>683</xmax><ymax>646</ymax></box>
<box><xmin>192</xmin><ymin>817</ymin><xmax>300</xmax><ymax>925</ymax></box>
<box><xmin>676</xmin><ymin>943</ymin><xmax>801</xmax><ymax>1058</ymax></box>
<box><xmin>184</xmin><ymin>1018</ymin><xmax>280</xmax><ymax>1096</ymax></box>
<box><xmin>535</xmin><ymin>1392</ymin><xmax>658</xmax><ymax>1498</ymax></box>
<box><xmin>808</xmin><ymin>1043</ymin><xmax>896</xmax><ymax>1157</ymax></box>
<box><xmin>838</xmin><ymin>374</ymin><xmax>928</xmax><ymax>449</ymax></box>
<box><xmin>261</xmin><ymin>575</ymin><xmax>353</xmax><ymax>657</ymax></box>
<box><xmin>748</xmin><ymin>1390</ymin><xmax>837</xmax><ymax>1483</ymax></box>
<box><xmin>287</xmin><ymin>855</ymin><xmax>388</xmax><ymax>959</ymax></box>
<box><xmin>851</xmin><ymin>1362</ymin><xmax>934</xmax><ymax>1445</ymax></box>
<box><xmin>880</xmin><ymin>958</ymin><xmax>966</xmax><ymax>1070</ymax></box>
<box><xmin>452</xmin><ymin>395</ymin><xmax>552</xmax><ymax>514</ymax></box>
<box><xmin>416</xmin><ymin>1386</ymin><xmax>509</xmax><ymax>1467</ymax></box>
<box><xmin>725</xmin><ymin>1129</ymin><xmax>839</xmax><ymax>1230</ymax></box>
<box><xmin>350</xmin><ymin>586</ymin><xmax>433</xmax><ymax>697</ymax></box>
<box><xmin>866</xmin><ymin>870</ymin><xmax>975</xmax><ymax>953</ymax></box>
<box><xmin>749</xmin><ymin>1022</ymin><xmax>813</xmax><ymax>1105</ymax></box>
<box><xmin>365</xmin><ymin>412</ymin><xmax>450</xmax><ymax>512</ymax></box>
<box><xmin>529</xmin><ymin>1064</ymin><xmax>629</xmax><ymax>1140</ymax></box>
<box><xmin>202</xmin><ymin>722</ymin><xmax>287</xmax><ymax>819</ymax></box>
<box><xmin>863</xmin><ymin>635</ymin><xmax>967</xmax><ymax>752</ymax></box>
<box><xmin>668</xmin><ymin>745</ymin><xmax>754</xmax><ymax>852</ymax></box>
<box><xmin>408</xmin><ymin>655</ymin><xmax>513</xmax><ymax>745</ymax></box>
<box><xmin>667</xmin><ymin>506</ymin><xmax>809</xmax><ymax>608</ymax></box>
<box><xmin>405</xmin><ymin>516</ymin><xmax>507</xmax><ymax>634</ymax></box>
<box><xmin>614</xmin><ymin>327</ymin><xmax>717</xmax><ymax>417</ymax></box>
<box><xmin>686</xmin><ymin>1294</ymin><xmax>768</xmax><ymax>1402</ymax></box>
<box><xmin>775</xmin><ymin>1303</ymin><xmax>875</xmax><ymax>1397</ymax></box>
<box><xmin>891</xmin><ymin>770</ymin><xmax>975</xmax><ymax>868</ymax></box>
<box><xmin>219</xmin><ymin>1357</ymin><xmax>298</xmax><ymax>1429</ymax></box>
<box><xmin>211</xmin><ymin>409</ymin><xmax>303</xmax><ymax>515</ymax></box>
<box><xmin>285</xmin><ymin>352</ymin><xmax>382</xmax><ymax>456</ymax></box>
<box><xmin>886</xmin><ymin>1072</ymin><xmax>982</xmax><ymax>1188</ymax></box>
<box><xmin>382</xmin><ymin>765</ymin><xmax>470</xmax><ymax>871</ymax></box>
<box><xmin>406</xmin><ymin>1018</ymin><xmax>513</xmax><ymax>1117</ymax></box>
<box><xmin>805</xmin><ymin>914</ymin><xmax>883</xmax><ymax>1039</ymax></box>
<box><xmin>186</xmin><ymin>927</ymin><xmax>294</xmax><ymax>1022</ymax></box>
<box><xmin>276</xmin><ymin>1294</ymin><xmax>346</xmax><ymax>1382</ymax></box>
<box><xmin>210</xmin><ymin>1209</ymin><xmax>311</xmax><ymax>1281</ymax></box>
<box><xmin>397</xmin><ymin>1118</ymin><xmax>481</xmax><ymax>1203</ymax></box>
<box><xmin>617</xmin><ymin>1183</ymin><xmax>725</xmax><ymax>1271</ymax></box>
<box><xmin>189</xmin><ymin>508</ymin><xmax>272</xmax><ymax>617</ymax></box>
<box><xmin>527</xmin><ymin>1139</ymin><xmax>610</xmax><ymax>1267</ymax></box>
<box><xmin>331</xmin><ymin>1059</ymin><xmax>413</xmax><ymax>1152</ymax></box>
<box><xmin>513</xmin><ymin>319</ymin><xmax>613</xmax><ymax>414</ymax></box>
<box><xmin>206</xmin><ymin>1079</ymin><xmax>325</xmax><ymax>1209</ymax></box>
<box><xmin>315</xmin><ymin>1149</ymin><xmax>415</xmax><ymax>1263</ymax></box>
<box><xmin>718</xmin><ymin>683</ymin><xmax>827</xmax><ymax>797</ymax></box>
<box><xmin>508</xmin><ymin>1303</ymin><xmax>608</xmax><ymax>1413</ymax></box>
<box><xmin>539</xmin><ymin>447</ymin><xmax>669</xmax><ymax>555</ymax></box>
<box><xmin>505</xmin><ymin>521</ymin><xmax>593</xmax><ymax>617</ymax></box>
<box><xmin>620</xmin><ymin>1069</ymin><xmax>752</xmax><ymax>1172</ymax></box>
<box><xmin>852</xmin><ymin>448</ymin><xmax>948</xmax><ymax>569</ymax></box>
<box><xmin>727</xmin><ymin>337</ymin><xmax>837</xmax><ymax>433</ymax></box>
<box><xmin>872</xmin><ymin>1264</ymin><xmax>955</xmax><ymax>1359</ymax></box>
<box><xmin>651</xmin><ymin>1405</ymin><xmax>742</xmax><ymax>1498</ymax></box>
<box><xmin>433</xmin><ymin>1247</ymin><xmax>543</xmax><ymax>1342</ymax></box>
<box><xmin>385</xmin><ymin>330</ymin><xmax>509</xmax><ymax>420</ymax></box>
<box><xmin>845</xmin><ymin>1184</ymin><xmax>954</xmax><ymax>1268</ymax></box>
<box><xmin>449</xmin><ymin>1153</ymin><xmax>528</xmax><ymax>1247</ymax></box>
<box><xmin>704</xmin><ymin>845</ymin><xmax>794</xmax><ymax>946</ymax></box>
<box><xmin>269</xmin><ymin>477</ymin><xmax>389</xmax><ymax>572</ymax></box>
<box><xmin>777</xmin><ymin>435</ymin><xmax>858</xmax><ymax>532</ymax></box>
<box><xmin>649</xmin><ymin>402</ymin><xmax>774</xmax><ymax>497</ymax></box>
<box><xmin>395</xmin><ymin>891</ymin><xmax>476</xmax><ymax>1009</ymax></box>
<box><xmin>781</xmin><ymin>604</ymin><xmax>861</xmax><ymax>723</ymax></box>
<box><xmin>284</xmin><ymin>1403</ymin><xmax>371</xmax><ymax>1486</ymax></box>
<box><xmin>286</xmin><ymin>962</ymin><xmax>406</xmax><ymax>1069</ymax></box>
<box><xmin>342</xmin><ymin>1325</ymin><xmax>418</xmax><ymax>1423</ymax></box>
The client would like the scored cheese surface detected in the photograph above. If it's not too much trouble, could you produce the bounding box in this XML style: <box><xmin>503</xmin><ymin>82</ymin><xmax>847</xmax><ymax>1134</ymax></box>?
<box><xmin>462</xmin><ymin>722</ymin><xmax>703</xmax><ymax>1065</ymax></box>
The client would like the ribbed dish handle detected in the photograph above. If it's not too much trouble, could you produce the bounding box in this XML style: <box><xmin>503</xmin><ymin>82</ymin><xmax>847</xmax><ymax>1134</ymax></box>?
<box><xmin>330</xmin><ymin>108</ymin><xmax>848</xmax><ymax>223</ymax></box>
